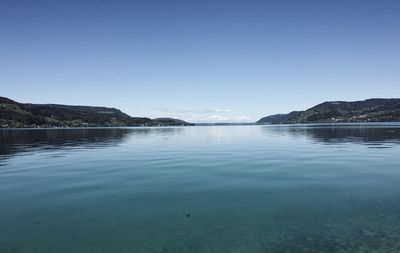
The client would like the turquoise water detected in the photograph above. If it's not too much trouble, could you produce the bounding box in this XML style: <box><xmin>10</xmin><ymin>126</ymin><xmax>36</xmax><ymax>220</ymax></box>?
<box><xmin>1</xmin><ymin>125</ymin><xmax>400</xmax><ymax>253</ymax></box>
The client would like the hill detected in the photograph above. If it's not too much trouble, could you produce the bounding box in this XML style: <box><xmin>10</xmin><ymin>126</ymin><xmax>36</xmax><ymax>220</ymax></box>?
<box><xmin>257</xmin><ymin>99</ymin><xmax>400</xmax><ymax>124</ymax></box>
<box><xmin>257</xmin><ymin>111</ymin><xmax>302</xmax><ymax>125</ymax></box>
<box><xmin>152</xmin><ymin>118</ymin><xmax>194</xmax><ymax>126</ymax></box>
<box><xmin>0</xmin><ymin>97</ymin><xmax>192</xmax><ymax>128</ymax></box>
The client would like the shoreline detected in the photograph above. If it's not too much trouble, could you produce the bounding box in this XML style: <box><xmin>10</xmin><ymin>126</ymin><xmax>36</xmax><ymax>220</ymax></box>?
<box><xmin>2</xmin><ymin>121</ymin><xmax>400</xmax><ymax>130</ymax></box>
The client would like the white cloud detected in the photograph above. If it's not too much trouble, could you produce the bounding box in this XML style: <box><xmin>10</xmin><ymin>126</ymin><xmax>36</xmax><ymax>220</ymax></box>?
<box><xmin>185</xmin><ymin>114</ymin><xmax>253</xmax><ymax>123</ymax></box>
<box><xmin>153</xmin><ymin>108</ymin><xmax>232</xmax><ymax>114</ymax></box>
<box><xmin>151</xmin><ymin>107</ymin><xmax>254</xmax><ymax>123</ymax></box>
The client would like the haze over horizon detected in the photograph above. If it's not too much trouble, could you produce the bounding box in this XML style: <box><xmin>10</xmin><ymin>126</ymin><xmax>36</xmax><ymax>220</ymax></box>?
<box><xmin>1</xmin><ymin>0</ymin><xmax>399</xmax><ymax>123</ymax></box>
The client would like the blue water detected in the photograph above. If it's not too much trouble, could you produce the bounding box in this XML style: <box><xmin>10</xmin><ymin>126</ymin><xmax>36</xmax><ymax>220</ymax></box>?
<box><xmin>1</xmin><ymin>125</ymin><xmax>400</xmax><ymax>252</ymax></box>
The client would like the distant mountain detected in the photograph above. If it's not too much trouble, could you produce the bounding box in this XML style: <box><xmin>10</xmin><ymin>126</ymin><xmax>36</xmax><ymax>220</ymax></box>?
<box><xmin>195</xmin><ymin>122</ymin><xmax>255</xmax><ymax>126</ymax></box>
<box><xmin>0</xmin><ymin>97</ymin><xmax>192</xmax><ymax>128</ymax></box>
<box><xmin>257</xmin><ymin>99</ymin><xmax>400</xmax><ymax>124</ymax></box>
<box><xmin>152</xmin><ymin>118</ymin><xmax>194</xmax><ymax>126</ymax></box>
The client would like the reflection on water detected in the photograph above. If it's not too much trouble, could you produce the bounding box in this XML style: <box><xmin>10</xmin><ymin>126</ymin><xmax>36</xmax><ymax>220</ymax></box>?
<box><xmin>262</xmin><ymin>124</ymin><xmax>400</xmax><ymax>146</ymax></box>
<box><xmin>2</xmin><ymin>125</ymin><xmax>400</xmax><ymax>161</ymax></box>
<box><xmin>0</xmin><ymin>127</ymin><xmax>183</xmax><ymax>162</ymax></box>
<box><xmin>0</xmin><ymin>125</ymin><xmax>400</xmax><ymax>253</ymax></box>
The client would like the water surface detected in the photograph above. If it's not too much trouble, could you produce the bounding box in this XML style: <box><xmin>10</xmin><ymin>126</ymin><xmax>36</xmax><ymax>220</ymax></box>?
<box><xmin>1</xmin><ymin>125</ymin><xmax>400</xmax><ymax>252</ymax></box>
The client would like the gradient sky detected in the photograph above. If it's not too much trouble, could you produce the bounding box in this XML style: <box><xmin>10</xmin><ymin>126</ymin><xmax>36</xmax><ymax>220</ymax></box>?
<box><xmin>1</xmin><ymin>0</ymin><xmax>399</xmax><ymax>122</ymax></box>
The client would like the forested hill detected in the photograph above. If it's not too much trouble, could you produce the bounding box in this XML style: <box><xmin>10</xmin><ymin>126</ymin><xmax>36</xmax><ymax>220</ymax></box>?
<box><xmin>0</xmin><ymin>97</ymin><xmax>192</xmax><ymax>128</ymax></box>
<box><xmin>257</xmin><ymin>99</ymin><xmax>400</xmax><ymax>124</ymax></box>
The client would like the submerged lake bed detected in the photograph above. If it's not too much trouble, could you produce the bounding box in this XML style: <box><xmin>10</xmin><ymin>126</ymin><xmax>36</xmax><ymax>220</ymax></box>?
<box><xmin>1</xmin><ymin>125</ymin><xmax>400</xmax><ymax>253</ymax></box>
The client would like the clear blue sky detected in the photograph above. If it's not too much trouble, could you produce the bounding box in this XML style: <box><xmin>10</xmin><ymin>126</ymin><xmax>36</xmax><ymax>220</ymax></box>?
<box><xmin>1</xmin><ymin>0</ymin><xmax>399</xmax><ymax>122</ymax></box>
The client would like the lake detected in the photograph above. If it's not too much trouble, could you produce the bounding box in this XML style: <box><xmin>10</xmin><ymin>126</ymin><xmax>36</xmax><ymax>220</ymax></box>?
<box><xmin>1</xmin><ymin>125</ymin><xmax>400</xmax><ymax>253</ymax></box>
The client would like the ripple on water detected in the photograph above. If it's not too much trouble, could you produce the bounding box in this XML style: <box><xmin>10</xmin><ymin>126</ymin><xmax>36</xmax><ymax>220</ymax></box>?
<box><xmin>1</xmin><ymin>126</ymin><xmax>400</xmax><ymax>252</ymax></box>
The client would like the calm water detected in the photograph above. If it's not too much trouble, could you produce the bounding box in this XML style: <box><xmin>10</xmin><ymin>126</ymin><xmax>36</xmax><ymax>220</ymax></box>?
<box><xmin>1</xmin><ymin>125</ymin><xmax>400</xmax><ymax>253</ymax></box>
